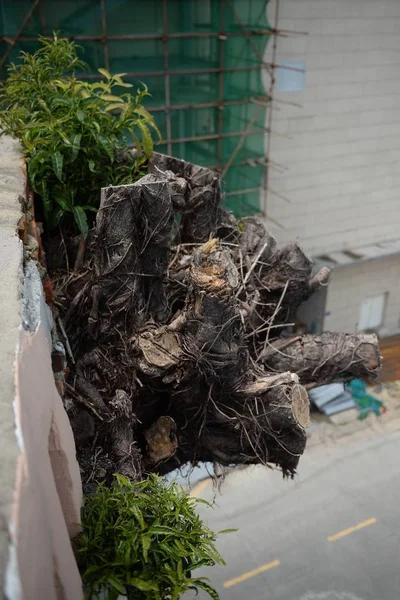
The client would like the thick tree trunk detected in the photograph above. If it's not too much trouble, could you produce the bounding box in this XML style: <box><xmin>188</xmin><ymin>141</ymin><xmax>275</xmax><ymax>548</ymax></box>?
<box><xmin>58</xmin><ymin>154</ymin><xmax>381</xmax><ymax>490</ymax></box>
<box><xmin>261</xmin><ymin>333</ymin><xmax>381</xmax><ymax>388</ymax></box>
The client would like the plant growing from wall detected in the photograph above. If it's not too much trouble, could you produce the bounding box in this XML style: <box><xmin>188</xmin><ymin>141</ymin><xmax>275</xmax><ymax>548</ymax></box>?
<box><xmin>0</xmin><ymin>34</ymin><xmax>159</xmax><ymax>238</ymax></box>
<box><xmin>76</xmin><ymin>474</ymin><xmax>232</xmax><ymax>600</ymax></box>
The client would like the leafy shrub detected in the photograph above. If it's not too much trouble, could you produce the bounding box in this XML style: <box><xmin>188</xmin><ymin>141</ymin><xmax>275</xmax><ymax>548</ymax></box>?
<box><xmin>76</xmin><ymin>474</ymin><xmax>231</xmax><ymax>600</ymax></box>
<box><xmin>0</xmin><ymin>34</ymin><xmax>159</xmax><ymax>237</ymax></box>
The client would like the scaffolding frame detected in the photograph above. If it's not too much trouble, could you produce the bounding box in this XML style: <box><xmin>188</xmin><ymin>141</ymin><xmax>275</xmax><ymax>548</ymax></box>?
<box><xmin>0</xmin><ymin>0</ymin><xmax>304</xmax><ymax>217</ymax></box>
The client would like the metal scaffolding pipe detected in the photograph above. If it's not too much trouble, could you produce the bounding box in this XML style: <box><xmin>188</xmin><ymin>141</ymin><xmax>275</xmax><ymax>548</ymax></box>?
<box><xmin>0</xmin><ymin>0</ymin><xmax>291</xmax><ymax>217</ymax></box>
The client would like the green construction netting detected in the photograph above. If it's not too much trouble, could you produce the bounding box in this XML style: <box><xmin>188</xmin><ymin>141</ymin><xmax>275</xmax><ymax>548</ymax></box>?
<box><xmin>0</xmin><ymin>0</ymin><xmax>270</xmax><ymax>215</ymax></box>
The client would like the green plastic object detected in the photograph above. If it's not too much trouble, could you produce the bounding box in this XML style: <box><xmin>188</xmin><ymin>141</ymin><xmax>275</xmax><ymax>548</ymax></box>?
<box><xmin>347</xmin><ymin>379</ymin><xmax>386</xmax><ymax>420</ymax></box>
<box><xmin>0</xmin><ymin>0</ymin><xmax>271</xmax><ymax>216</ymax></box>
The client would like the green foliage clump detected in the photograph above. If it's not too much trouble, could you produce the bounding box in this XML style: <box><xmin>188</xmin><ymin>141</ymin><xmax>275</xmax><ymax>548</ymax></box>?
<box><xmin>0</xmin><ymin>34</ymin><xmax>159</xmax><ymax>237</ymax></box>
<box><xmin>77</xmin><ymin>474</ymin><xmax>231</xmax><ymax>600</ymax></box>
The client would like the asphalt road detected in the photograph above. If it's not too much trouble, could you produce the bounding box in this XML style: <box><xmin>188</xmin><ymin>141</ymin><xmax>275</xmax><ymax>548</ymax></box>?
<box><xmin>186</xmin><ymin>429</ymin><xmax>400</xmax><ymax>600</ymax></box>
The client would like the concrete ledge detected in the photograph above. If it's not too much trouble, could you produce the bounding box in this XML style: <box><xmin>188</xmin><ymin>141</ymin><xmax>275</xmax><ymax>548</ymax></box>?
<box><xmin>0</xmin><ymin>136</ymin><xmax>24</xmax><ymax>600</ymax></box>
<box><xmin>0</xmin><ymin>136</ymin><xmax>83</xmax><ymax>599</ymax></box>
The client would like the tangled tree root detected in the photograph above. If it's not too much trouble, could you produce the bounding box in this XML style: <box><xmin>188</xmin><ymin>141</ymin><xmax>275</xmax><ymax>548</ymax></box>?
<box><xmin>53</xmin><ymin>153</ymin><xmax>381</xmax><ymax>490</ymax></box>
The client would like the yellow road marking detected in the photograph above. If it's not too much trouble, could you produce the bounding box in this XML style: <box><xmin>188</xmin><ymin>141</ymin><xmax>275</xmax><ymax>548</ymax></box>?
<box><xmin>190</xmin><ymin>478</ymin><xmax>210</xmax><ymax>498</ymax></box>
<box><xmin>328</xmin><ymin>518</ymin><xmax>377</xmax><ymax>542</ymax></box>
<box><xmin>224</xmin><ymin>559</ymin><xmax>280</xmax><ymax>588</ymax></box>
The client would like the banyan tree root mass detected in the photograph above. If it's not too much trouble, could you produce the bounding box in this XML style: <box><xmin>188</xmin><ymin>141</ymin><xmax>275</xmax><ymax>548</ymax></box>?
<box><xmin>54</xmin><ymin>153</ymin><xmax>381</xmax><ymax>490</ymax></box>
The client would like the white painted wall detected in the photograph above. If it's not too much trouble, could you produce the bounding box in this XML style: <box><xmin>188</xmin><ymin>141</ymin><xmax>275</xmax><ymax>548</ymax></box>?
<box><xmin>323</xmin><ymin>255</ymin><xmax>400</xmax><ymax>335</ymax></box>
<box><xmin>263</xmin><ymin>0</ymin><xmax>400</xmax><ymax>256</ymax></box>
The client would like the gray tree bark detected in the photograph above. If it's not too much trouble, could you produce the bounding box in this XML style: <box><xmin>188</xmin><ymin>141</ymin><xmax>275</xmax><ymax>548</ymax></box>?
<box><xmin>60</xmin><ymin>154</ymin><xmax>381</xmax><ymax>488</ymax></box>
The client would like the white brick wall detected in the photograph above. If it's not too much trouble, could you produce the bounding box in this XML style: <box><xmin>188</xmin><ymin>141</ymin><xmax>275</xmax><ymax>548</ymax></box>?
<box><xmin>263</xmin><ymin>0</ymin><xmax>400</xmax><ymax>255</ymax></box>
<box><xmin>323</xmin><ymin>256</ymin><xmax>400</xmax><ymax>334</ymax></box>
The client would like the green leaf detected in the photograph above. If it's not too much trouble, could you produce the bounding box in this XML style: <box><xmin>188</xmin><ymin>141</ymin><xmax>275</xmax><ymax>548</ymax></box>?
<box><xmin>51</xmin><ymin>96</ymin><xmax>72</xmax><ymax>107</ymax></box>
<box><xmin>54</xmin><ymin>80</ymin><xmax>69</xmax><ymax>91</ymax></box>
<box><xmin>187</xmin><ymin>558</ymin><xmax>212</xmax><ymax>571</ymax></box>
<box><xmin>148</xmin><ymin>119</ymin><xmax>162</xmax><ymax>141</ymax></box>
<box><xmin>50</xmin><ymin>206</ymin><xmax>64</xmax><ymax>227</ymax></box>
<box><xmin>130</xmin><ymin>129</ymin><xmax>142</xmax><ymax>153</ymax></box>
<box><xmin>76</xmin><ymin>109</ymin><xmax>85</xmax><ymax>123</ymax></box>
<box><xmin>114</xmin><ymin>474</ymin><xmax>130</xmax><ymax>487</ymax></box>
<box><xmin>134</xmin><ymin>105</ymin><xmax>153</xmax><ymax>122</ymax></box>
<box><xmin>175</xmin><ymin>539</ymin><xmax>187</xmax><ymax>553</ymax></box>
<box><xmin>88</xmin><ymin>159</ymin><xmax>96</xmax><ymax>173</ymax></box>
<box><xmin>88</xmin><ymin>82</ymin><xmax>108</xmax><ymax>92</ymax></box>
<box><xmin>115</xmin><ymin>81</ymin><xmax>133</xmax><ymax>88</ymax></box>
<box><xmin>38</xmin><ymin>98</ymin><xmax>52</xmax><ymax>115</ymax></box>
<box><xmin>191</xmin><ymin>579</ymin><xmax>220</xmax><ymax>600</ymax></box>
<box><xmin>98</xmin><ymin>67</ymin><xmax>111</xmax><ymax>80</ymax></box>
<box><xmin>195</xmin><ymin>498</ymin><xmax>213</xmax><ymax>507</ymax></box>
<box><xmin>39</xmin><ymin>180</ymin><xmax>52</xmax><ymax>214</ymax></box>
<box><xmin>102</xmin><ymin>94</ymin><xmax>122</xmax><ymax>102</ymax></box>
<box><xmin>141</xmin><ymin>534</ymin><xmax>151</xmax><ymax>562</ymax></box>
<box><xmin>107</xmin><ymin>589</ymin><xmax>120</xmax><ymax>600</ymax></box>
<box><xmin>136</xmin><ymin>121</ymin><xmax>153</xmax><ymax>157</ymax></box>
<box><xmin>218</xmin><ymin>528</ymin><xmax>238</xmax><ymax>534</ymax></box>
<box><xmin>104</xmin><ymin>102</ymin><xmax>125</xmax><ymax>112</ymax></box>
<box><xmin>52</xmin><ymin>150</ymin><xmax>63</xmax><ymax>181</ymax></box>
<box><xmin>58</xmin><ymin>130</ymin><xmax>71</xmax><ymax>146</ymax></box>
<box><xmin>128</xmin><ymin>578</ymin><xmax>159</xmax><ymax>592</ymax></box>
<box><xmin>177</xmin><ymin>559</ymin><xmax>183</xmax><ymax>580</ymax></box>
<box><xmin>81</xmin><ymin>97</ymin><xmax>98</xmax><ymax>108</ymax></box>
<box><xmin>83</xmin><ymin>563</ymin><xmax>108</xmax><ymax>577</ymax></box>
<box><xmin>98</xmin><ymin>133</ymin><xmax>114</xmax><ymax>162</ymax></box>
<box><xmin>137</xmin><ymin>81</ymin><xmax>149</xmax><ymax>94</ymax></box>
<box><xmin>149</xmin><ymin>525</ymin><xmax>176</xmax><ymax>535</ymax></box>
<box><xmin>130</xmin><ymin>503</ymin><xmax>145</xmax><ymax>530</ymax></box>
<box><xmin>71</xmin><ymin>133</ymin><xmax>81</xmax><ymax>161</ymax></box>
<box><xmin>107</xmin><ymin>576</ymin><xmax>126</xmax><ymax>594</ymax></box>
<box><xmin>204</xmin><ymin>545</ymin><xmax>225</xmax><ymax>566</ymax></box>
<box><xmin>72</xmin><ymin>205</ymin><xmax>88</xmax><ymax>239</ymax></box>
<box><xmin>54</xmin><ymin>192</ymin><xmax>72</xmax><ymax>212</ymax></box>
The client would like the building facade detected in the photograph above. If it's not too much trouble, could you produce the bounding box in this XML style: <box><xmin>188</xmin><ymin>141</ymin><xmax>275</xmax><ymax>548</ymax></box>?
<box><xmin>264</xmin><ymin>0</ymin><xmax>400</xmax><ymax>337</ymax></box>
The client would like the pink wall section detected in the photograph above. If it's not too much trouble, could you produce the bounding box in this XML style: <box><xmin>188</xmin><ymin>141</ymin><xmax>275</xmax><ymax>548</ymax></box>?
<box><xmin>12</xmin><ymin>324</ymin><xmax>83</xmax><ymax>600</ymax></box>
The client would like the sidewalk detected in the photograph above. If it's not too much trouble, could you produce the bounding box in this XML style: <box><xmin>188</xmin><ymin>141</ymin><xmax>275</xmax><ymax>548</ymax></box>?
<box><xmin>307</xmin><ymin>380</ymin><xmax>400</xmax><ymax>448</ymax></box>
